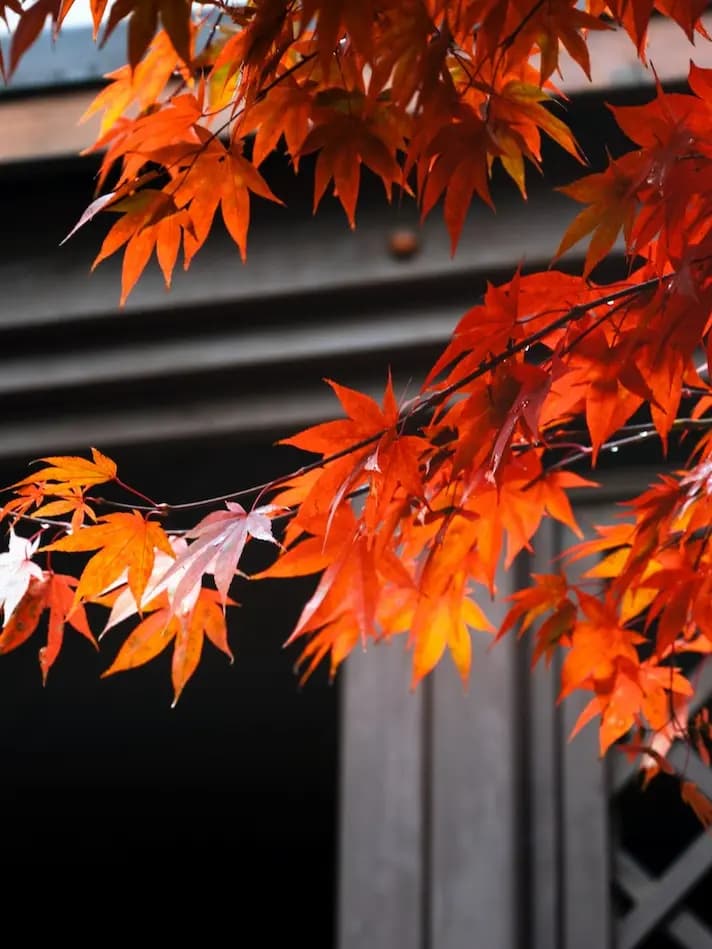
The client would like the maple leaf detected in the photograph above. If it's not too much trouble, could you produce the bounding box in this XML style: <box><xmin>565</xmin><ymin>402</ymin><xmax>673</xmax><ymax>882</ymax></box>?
<box><xmin>240</xmin><ymin>80</ymin><xmax>313</xmax><ymax>167</ymax></box>
<box><xmin>0</xmin><ymin>529</ymin><xmax>44</xmax><ymax>623</ymax></box>
<box><xmin>101</xmin><ymin>588</ymin><xmax>233</xmax><ymax>705</ymax></box>
<box><xmin>149</xmin><ymin>502</ymin><xmax>280</xmax><ymax>611</ymax></box>
<box><xmin>45</xmin><ymin>511</ymin><xmax>175</xmax><ymax>607</ymax></box>
<box><xmin>99</xmin><ymin>0</ymin><xmax>193</xmax><ymax>69</ymax></box>
<box><xmin>272</xmin><ymin>500</ymin><xmax>416</xmax><ymax>672</ymax></box>
<box><xmin>0</xmin><ymin>0</ymin><xmax>20</xmax><ymax>78</ymax></box>
<box><xmin>300</xmin><ymin>102</ymin><xmax>406</xmax><ymax>228</ymax></box>
<box><xmin>0</xmin><ymin>571</ymin><xmax>96</xmax><ymax>683</ymax></box>
<box><xmin>404</xmin><ymin>583</ymin><xmax>492</xmax><ymax>687</ymax></box>
<box><xmin>166</xmin><ymin>137</ymin><xmax>284</xmax><ymax>271</ymax></box>
<box><xmin>80</xmin><ymin>29</ymin><xmax>189</xmax><ymax>137</ymax></box>
<box><xmin>293</xmin><ymin>609</ymin><xmax>361</xmax><ymax>684</ymax></box>
<box><xmin>0</xmin><ymin>483</ymin><xmax>46</xmax><ymax>523</ymax></box>
<box><xmin>300</xmin><ymin>0</ymin><xmax>374</xmax><ymax>66</ymax></box>
<box><xmin>561</xmin><ymin>593</ymin><xmax>643</xmax><ymax>693</ymax></box>
<box><xmin>8</xmin><ymin>0</ymin><xmax>61</xmax><ymax>76</ymax></box>
<box><xmin>438</xmin><ymin>452</ymin><xmax>591</xmax><ymax>595</ymax></box>
<box><xmin>608</xmin><ymin>0</ymin><xmax>710</xmax><ymax>56</ymax></box>
<box><xmin>486</xmin><ymin>80</ymin><xmax>584</xmax><ymax>186</ymax></box>
<box><xmin>508</xmin><ymin>0</ymin><xmax>611</xmax><ymax>84</ymax></box>
<box><xmin>13</xmin><ymin>447</ymin><xmax>117</xmax><ymax>492</ymax></box>
<box><xmin>418</xmin><ymin>106</ymin><xmax>496</xmax><ymax>253</ymax></box>
<box><xmin>32</xmin><ymin>487</ymin><xmax>98</xmax><ymax>533</ymax></box>
<box><xmin>455</xmin><ymin>362</ymin><xmax>554</xmax><ymax>482</ymax></box>
<box><xmin>100</xmin><ymin>538</ymin><xmax>193</xmax><ymax>630</ymax></box>
<box><xmin>37</xmin><ymin>572</ymin><xmax>97</xmax><ymax>683</ymax></box>
<box><xmin>254</xmin><ymin>504</ymin><xmax>357</xmax><ymax>581</ymax></box>
<box><xmin>0</xmin><ymin>575</ymin><xmax>46</xmax><ymax>654</ymax></box>
<box><xmin>564</xmin><ymin>329</ymin><xmax>655</xmax><ymax>462</ymax></box>
<box><xmin>555</xmin><ymin>588</ymin><xmax>696</xmax><ymax>754</ymax></box>
<box><xmin>283</xmin><ymin>379</ymin><xmax>392</xmax><ymax>457</ymax></box>
<box><xmin>281</xmin><ymin>375</ymin><xmax>425</xmax><ymax>542</ymax></box>
<box><xmin>91</xmin><ymin>189</ymin><xmax>181</xmax><ymax>304</ymax></box>
<box><xmin>499</xmin><ymin>572</ymin><xmax>577</xmax><ymax>664</ymax></box>
<box><xmin>555</xmin><ymin>152</ymin><xmax>645</xmax><ymax>276</ymax></box>
<box><xmin>369</xmin><ymin>0</ymin><xmax>443</xmax><ymax>109</ymax></box>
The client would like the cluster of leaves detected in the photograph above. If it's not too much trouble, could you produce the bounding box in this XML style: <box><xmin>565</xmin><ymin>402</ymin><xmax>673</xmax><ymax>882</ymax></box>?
<box><xmin>0</xmin><ymin>0</ymin><xmax>678</xmax><ymax>299</ymax></box>
<box><xmin>3</xmin><ymin>0</ymin><xmax>712</xmax><ymax>821</ymax></box>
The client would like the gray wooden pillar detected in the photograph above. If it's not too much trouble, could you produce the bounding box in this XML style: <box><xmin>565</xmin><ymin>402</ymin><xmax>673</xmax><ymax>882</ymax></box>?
<box><xmin>524</xmin><ymin>508</ymin><xmax>613</xmax><ymax>949</ymax></box>
<box><xmin>558</xmin><ymin>507</ymin><xmax>612</xmax><ymax>949</ymax></box>
<box><xmin>429</xmin><ymin>564</ymin><xmax>521</xmax><ymax>949</ymax></box>
<box><xmin>338</xmin><ymin>563</ymin><xmax>523</xmax><ymax>949</ymax></box>
<box><xmin>526</xmin><ymin>518</ymin><xmax>564</xmax><ymax>949</ymax></box>
<box><xmin>337</xmin><ymin>501</ymin><xmax>618</xmax><ymax>949</ymax></box>
<box><xmin>338</xmin><ymin>643</ymin><xmax>425</xmax><ymax>949</ymax></box>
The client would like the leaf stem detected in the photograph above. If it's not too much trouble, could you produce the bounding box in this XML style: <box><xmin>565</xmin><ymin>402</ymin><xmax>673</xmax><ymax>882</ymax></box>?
<box><xmin>114</xmin><ymin>477</ymin><xmax>159</xmax><ymax>508</ymax></box>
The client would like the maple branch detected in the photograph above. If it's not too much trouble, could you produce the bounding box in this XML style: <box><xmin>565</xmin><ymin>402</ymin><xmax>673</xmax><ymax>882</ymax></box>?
<box><xmin>499</xmin><ymin>0</ymin><xmax>548</xmax><ymax>53</ymax></box>
<box><xmin>88</xmin><ymin>433</ymin><xmax>379</xmax><ymax>516</ymax></box>
<box><xmin>488</xmin><ymin>0</ymin><xmax>547</xmax><ymax>85</ymax></box>
<box><xmin>12</xmin><ymin>512</ymin><xmax>75</xmax><ymax>532</ymax></box>
<box><xmin>544</xmin><ymin>417</ymin><xmax>712</xmax><ymax>472</ymax></box>
<box><xmin>614</xmin><ymin>418</ymin><xmax>712</xmax><ymax>436</ymax></box>
<box><xmin>416</xmin><ymin>276</ymin><xmax>663</xmax><ymax>414</ymax></box>
<box><xmin>166</xmin><ymin>436</ymin><xmax>377</xmax><ymax>511</ymax></box>
<box><xmin>82</xmin><ymin>275</ymin><xmax>666</xmax><ymax>518</ymax></box>
<box><xmin>254</xmin><ymin>49</ymin><xmax>316</xmax><ymax>114</ymax></box>
<box><xmin>202</xmin><ymin>8</ymin><xmax>225</xmax><ymax>55</ymax></box>
<box><xmin>556</xmin><ymin>293</ymin><xmax>636</xmax><ymax>358</ymax></box>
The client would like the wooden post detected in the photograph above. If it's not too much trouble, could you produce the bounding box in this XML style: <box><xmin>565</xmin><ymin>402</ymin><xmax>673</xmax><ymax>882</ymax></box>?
<box><xmin>338</xmin><ymin>643</ymin><xmax>426</xmax><ymax>949</ymax></box>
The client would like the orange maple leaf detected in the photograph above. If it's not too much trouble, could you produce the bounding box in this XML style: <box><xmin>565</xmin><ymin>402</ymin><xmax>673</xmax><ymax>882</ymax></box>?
<box><xmin>168</xmin><ymin>136</ymin><xmax>283</xmax><ymax>269</ymax></box>
<box><xmin>282</xmin><ymin>375</ymin><xmax>425</xmax><ymax>540</ymax></box>
<box><xmin>14</xmin><ymin>447</ymin><xmax>117</xmax><ymax>491</ymax></box>
<box><xmin>0</xmin><ymin>572</ymin><xmax>96</xmax><ymax>683</ymax></box>
<box><xmin>555</xmin><ymin>152</ymin><xmax>644</xmax><ymax>276</ymax></box>
<box><xmin>99</xmin><ymin>0</ymin><xmax>193</xmax><ymax>69</ymax></box>
<box><xmin>300</xmin><ymin>97</ymin><xmax>406</xmax><ymax>228</ymax></box>
<box><xmin>32</xmin><ymin>486</ymin><xmax>98</xmax><ymax>533</ymax></box>
<box><xmin>45</xmin><ymin>511</ymin><xmax>174</xmax><ymax>607</ymax></box>
<box><xmin>101</xmin><ymin>588</ymin><xmax>233</xmax><ymax>705</ymax></box>
<box><xmin>80</xmin><ymin>29</ymin><xmax>190</xmax><ymax>137</ymax></box>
